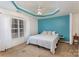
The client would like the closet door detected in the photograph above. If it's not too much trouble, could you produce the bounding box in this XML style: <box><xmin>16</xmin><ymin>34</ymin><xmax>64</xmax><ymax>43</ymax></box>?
<box><xmin>0</xmin><ymin>14</ymin><xmax>6</xmax><ymax>51</ymax></box>
<box><xmin>0</xmin><ymin>14</ymin><xmax>11</xmax><ymax>51</ymax></box>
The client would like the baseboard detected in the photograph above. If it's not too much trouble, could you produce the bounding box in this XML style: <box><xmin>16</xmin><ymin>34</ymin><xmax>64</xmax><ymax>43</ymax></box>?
<box><xmin>64</xmin><ymin>41</ymin><xmax>69</xmax><ymax>43</ymax></box>
<box><xmin>59</xmin><ymin>40</ymin><xmax>69</xmax><ymax>44</ymax></box>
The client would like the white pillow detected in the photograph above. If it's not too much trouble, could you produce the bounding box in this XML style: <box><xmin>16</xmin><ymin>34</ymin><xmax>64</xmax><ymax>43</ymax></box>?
<box><xmin>52</xmin><ymin>31</ymin><xmax>56</xmax><ymax>36</ymax></box>
<box><xmin>41</xmin><ymin>31</ymin><xmax>47</xmax><ymax>35</ymax></box>
<box><xmin>56</xmin><ymin>33</ymin><xmax>59</xmax><ymax>36</ymax></box>
<box><xmin>48</xmin><ymin>31</ymin><xmax>52</xmax><ymax>35</ymax></box>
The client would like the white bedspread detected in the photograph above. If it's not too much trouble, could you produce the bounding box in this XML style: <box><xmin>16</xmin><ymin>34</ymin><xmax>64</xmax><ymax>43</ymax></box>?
<box><xmin>27</xmin><ymin>34</ymin><xmax>59</xmax><ymax>54</ymax></box>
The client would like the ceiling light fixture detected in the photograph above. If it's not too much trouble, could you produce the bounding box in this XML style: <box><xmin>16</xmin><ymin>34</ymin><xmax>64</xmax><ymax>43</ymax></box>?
<box><xmin>12</xmin><ymin>1</ymin><xmax>60</xmax><ymax>17</ymax></box>
<box><xmin>37</xmin><ymin>7</ymin><xmax>42</xmax><ymax>15</ymax></box>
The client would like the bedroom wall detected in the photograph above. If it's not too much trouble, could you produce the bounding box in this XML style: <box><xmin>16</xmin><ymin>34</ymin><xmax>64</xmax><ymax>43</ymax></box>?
<box><xmin>0</xmin><ymin>8</ymin><xmax>38</xmax><ymax>47</ymax></box>
<box><xmin>0</xmin><ymin>1</ymin><xmax>38</xmax><ymax>36</ymax></box>
<box><xmin>72</xmin><ymin>13</ymin><xmax>79</xmax><ymax>36</ymax></box>
<box><xmin>14</xmin><ymin>10</ymin><xmax>38</xmax><ymax>43</ymax></box>
<box><xmin>19</xmin><ymin>10</ymin><xmax>38</xmax><ymax>36</ymax></box>
<box><xmin>29</xmin><ymin>17</ymin><xmax>38</xmax><ymax>35</ymax></box>
<box><xmin>38</xmin><ymin>15</ymin><xmax>70</xmax><ymax>41</ymax></box>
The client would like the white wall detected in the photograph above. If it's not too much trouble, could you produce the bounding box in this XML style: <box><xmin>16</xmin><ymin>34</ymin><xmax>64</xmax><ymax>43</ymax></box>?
<box><xmin>0</xmin><ymin>2</ymin><xmax>38</xmax><ymax>36</ymax></box>
<box><xmin>72</xmin><ymin>13</ymin><xmax>79</xmax><ymax>36</ymax></box>
<box><xmin>0</xmin><ymin>8</ymin><xmax>38</xmax><ymax>37</ymax></box>
<box><xmin>18</xmin><ymin>10</ymin><xmax>38</xmax><ymax>38</ymax></box>
<box><xmin>29</xmin><ymin>17</ymin><xmax>38</xmax><ymax>35</ymax></box>
<box><xmin>24</xmin><ymin>15</ymin><xmax>38</xmax><ymax>41</ymax></box>
<box><xmin>0</xmin><ymin>8</ymin><xmax>38</xmax><ymax>50</ymax></box>
<box><xmin>70</xmin><ymin>13</ymin><xmax>73</xmax><ymax>44</ymax></box>
<box><xmin>70</xmin><ymin>13</ymin><xmax>79</xmax><ymax>44</ymax></box>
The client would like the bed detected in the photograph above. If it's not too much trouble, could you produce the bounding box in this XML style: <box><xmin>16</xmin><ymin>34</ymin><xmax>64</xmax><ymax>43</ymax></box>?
<box><xmin>26</xmin><ymin>31</ymin><xmax>59</xmax><ymax>54</ymax></box>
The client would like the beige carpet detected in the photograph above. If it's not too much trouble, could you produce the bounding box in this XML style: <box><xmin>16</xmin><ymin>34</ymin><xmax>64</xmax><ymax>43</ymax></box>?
<box><xmin>0</xmin><ymin>42</ymin><xmax>79</xmax><ymax>57</ymax></box>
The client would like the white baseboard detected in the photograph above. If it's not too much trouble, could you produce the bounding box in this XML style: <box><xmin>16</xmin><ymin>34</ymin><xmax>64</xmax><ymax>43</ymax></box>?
<box><xmin>60</xmin><ymin>40</ymin><xmax>69</xmax><ymax>44</ymax></box>
<box><xmin>61</xmin><ymin>41</ymin><xmax>73</xmax><ymax>45</ymax></box>
<box><xmin>64</xmin><ymin>41</ymin><xmax>69</xmax><ymax>43</ymax></box>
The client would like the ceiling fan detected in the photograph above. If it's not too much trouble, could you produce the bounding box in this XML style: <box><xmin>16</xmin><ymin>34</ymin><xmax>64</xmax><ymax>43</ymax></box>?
<box><xmin>37</xmin><ymin>6</ymin><xmax>42</xmax><ymax>15</ymax></box>
<box><xmin>12</xmin><ymin>1</ymin><xmax>60</xmax><ymax>17</ymax></box>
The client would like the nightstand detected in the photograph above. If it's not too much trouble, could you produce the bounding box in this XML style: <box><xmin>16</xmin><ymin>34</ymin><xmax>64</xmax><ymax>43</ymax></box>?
<box><xmin>73</xmin><ymin>35</ymin><xmax>79</xmax><ymax>44</ymax></box>
<box><xmin>59</xmin><ymin>35</ymin><xmax>64</xmax><ymax>43</ymax></box>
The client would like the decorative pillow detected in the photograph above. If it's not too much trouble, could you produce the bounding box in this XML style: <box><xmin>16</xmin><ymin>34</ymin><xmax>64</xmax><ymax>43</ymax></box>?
<box><xmin>41</xmin><ymin>31</ymin><xmax>48</xmax><ymax>35</ymax></box>
<box><xmin>48</xmin><ymin>31</ymin><xmax>52</xmax><ymax>35</ymax></box>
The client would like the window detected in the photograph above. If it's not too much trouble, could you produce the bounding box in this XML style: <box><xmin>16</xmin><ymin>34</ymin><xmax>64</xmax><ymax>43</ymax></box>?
<box><xmin>19</xmin><ymin>20</ymin><xmax>24</xmax><ymax>37</ymax></box>
<box><xmin>12</xmin><ymin>18</ymin><xmax>24</xmax><ymax>38</ymax></box>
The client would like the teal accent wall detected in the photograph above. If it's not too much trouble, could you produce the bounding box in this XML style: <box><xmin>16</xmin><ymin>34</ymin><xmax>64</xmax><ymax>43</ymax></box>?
<box><xmin>38</xmin><ymin>15</ymin><xmax>70</xmax><ymax>41</ymax></box>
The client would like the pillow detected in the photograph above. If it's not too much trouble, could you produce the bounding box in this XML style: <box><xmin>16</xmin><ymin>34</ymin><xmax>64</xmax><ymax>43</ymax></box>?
<box><xmin>48</xmin><ymin>31</ymin><xmax>52</xmax><ymax>35</ymax></box>
<box><xmin>52</xmin><ymin>31</ymin><xmax>56</xmax><ymax>36</ymax></box>
<box><xmin>56</xmin><ymin>33</ymin><xmax>59</xmax><ymax>36</ymax></box>
<box><xmin>41</xmin><ymin>31</ymin><xmax>47</xmax><ymax>35</ymax></box>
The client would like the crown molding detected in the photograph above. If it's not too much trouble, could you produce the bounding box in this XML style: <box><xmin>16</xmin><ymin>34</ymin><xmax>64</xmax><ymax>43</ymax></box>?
<box><xmin>11</xmin><ymin>1</ymin><xmax>60</xmax><ymax>17</ymax></box>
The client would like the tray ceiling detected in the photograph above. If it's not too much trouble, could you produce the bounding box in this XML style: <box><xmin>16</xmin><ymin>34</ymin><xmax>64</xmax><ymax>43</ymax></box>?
<box><xmin>15</xmin><ymin>1</ymin><xmax>79</xmax><ymax>17</ymax></box>
<box><xmin>0</xmin><ymin>1</ymin><xmax>79</xmax><ymax>17</ymax></box>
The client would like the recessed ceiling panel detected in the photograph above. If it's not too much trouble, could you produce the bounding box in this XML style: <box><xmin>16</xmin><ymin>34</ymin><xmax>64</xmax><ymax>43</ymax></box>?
<box><xmin>15</xmin><ymin>1</ymin><xmax>79</xmax><ymax>16</ymax></box>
